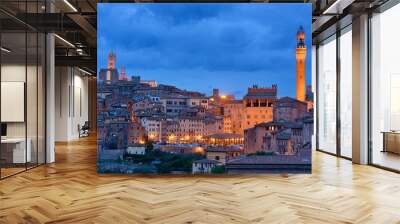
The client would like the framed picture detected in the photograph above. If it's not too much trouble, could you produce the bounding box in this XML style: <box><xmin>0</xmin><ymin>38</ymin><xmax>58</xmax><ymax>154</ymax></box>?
<box><xmin>97</xmin><ymin>3</ymin><xmax>313</xmax><ymax>175</ymax></box>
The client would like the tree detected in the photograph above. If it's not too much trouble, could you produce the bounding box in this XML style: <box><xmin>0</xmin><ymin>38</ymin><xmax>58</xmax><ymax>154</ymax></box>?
<box><xmin>211</xmin><ymin>165</ymin><xmax>225</xmax><ymax>174</ymax></box>
<box><xmin>145</xmin><ymin>141</ymin><xmax>154</xmax><ymax>152</ymax></box>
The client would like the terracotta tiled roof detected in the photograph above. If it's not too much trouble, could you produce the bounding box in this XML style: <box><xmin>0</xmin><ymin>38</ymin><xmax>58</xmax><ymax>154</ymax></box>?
<box><xmin>206</xmin><ymin>147</ymin><xmax>243</xmax><ymax>152</ymax></box>
<box><xmin>193</xmin><ymin>159</ymin><xmax>221</xmax><ymax>164</ymax></box>
<box><xmin>205</xmin><ymin>133</ymin><xmax>243</xmax><ymax>139</ymax></box>
<box><xmin>227</xmin><ymin>154</ymin><xmax>311</xmax><ymax>165</ymax></box>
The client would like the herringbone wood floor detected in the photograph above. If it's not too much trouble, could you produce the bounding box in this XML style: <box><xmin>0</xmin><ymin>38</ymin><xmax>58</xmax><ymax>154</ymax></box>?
<box><xmin>1</xmin><ymin>136</ymin><xmax>400</xmax><ymax>224</ymax></box>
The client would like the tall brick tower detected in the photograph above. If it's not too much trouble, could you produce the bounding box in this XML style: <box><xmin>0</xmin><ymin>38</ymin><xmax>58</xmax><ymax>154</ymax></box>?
<box><xmin>107</xmin><ymin>52</ymin><xmax>116</xmax><ymax>69</ymax></box>
<box><xmin>296</xmin><ymin>26</ymin><xmax>306</xmax><ymax>101</ymax></box>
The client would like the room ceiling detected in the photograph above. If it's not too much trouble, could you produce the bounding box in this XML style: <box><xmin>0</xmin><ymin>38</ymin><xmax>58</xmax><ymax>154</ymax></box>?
<box><xmin>0</xmin><ymin>0</ymin><xmax>391</xmax><ymax>73</ymax></box>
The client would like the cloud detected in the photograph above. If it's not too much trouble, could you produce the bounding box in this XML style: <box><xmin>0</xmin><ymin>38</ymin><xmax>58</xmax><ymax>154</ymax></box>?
<box><xmin>97</xmin><ymin>3</ymin><xmax>312</xmax><ymax>97</ymax></box>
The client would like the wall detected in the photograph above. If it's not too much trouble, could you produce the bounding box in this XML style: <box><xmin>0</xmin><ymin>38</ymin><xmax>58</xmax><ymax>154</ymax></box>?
<box><xmin>1</xmin><ymin>61</ymin><xmax>46</xmax><ymax>167</ymax></box>
<box><xmin>312</xmin><ymin>45</ymin><xmax>316</xmax><ymax>150</ymax></box>
<box><xmin>55</xmin><ymin>67</ymin><xmax>89</xmax><ymax>141</ymax></box>
<box><xmin>88</xmin><ymin>77</ymin><xmax>97</xmax><ymax>132</ymax></box>
<box><xmin>1</xmin><ymin>65</ymin><xmax>26</xmax><ymax>138</ymax></box>
<box><xmin>1</xmin><ymin>64</ymin><xmax>44</xmax><ymax>136</ymax></box>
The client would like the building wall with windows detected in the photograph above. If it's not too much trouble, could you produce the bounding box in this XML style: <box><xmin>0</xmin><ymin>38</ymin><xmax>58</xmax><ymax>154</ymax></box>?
<box><xmin>223</xmin><ymin>100</ymin><xmax>244</xmax><ymax>134</ymax></box>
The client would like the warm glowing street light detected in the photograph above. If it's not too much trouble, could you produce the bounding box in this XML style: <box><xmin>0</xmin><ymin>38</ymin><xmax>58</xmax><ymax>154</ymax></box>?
<box><xmin>194</xmin><ymin>146</ymin><xmax>204</xmax><ymax>154</ymax></box>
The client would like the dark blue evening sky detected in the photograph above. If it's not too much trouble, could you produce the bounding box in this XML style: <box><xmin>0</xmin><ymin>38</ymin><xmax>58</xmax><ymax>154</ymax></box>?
<box><xmin>98</xmin><ymin>4</ymin><xmax>312</xmax><ymax>98</ymax></box>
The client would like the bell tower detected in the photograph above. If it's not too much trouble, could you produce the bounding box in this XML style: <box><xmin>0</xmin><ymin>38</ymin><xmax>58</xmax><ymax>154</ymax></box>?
<box><xmin>107</xmin><ymin>52</ymin><xmax>116</xmax><ymax>69</ymax></box>
<box><xmin>296</xmin><ymin>26</ymin><xmax>306</xmax><ymax>101</ymax></box>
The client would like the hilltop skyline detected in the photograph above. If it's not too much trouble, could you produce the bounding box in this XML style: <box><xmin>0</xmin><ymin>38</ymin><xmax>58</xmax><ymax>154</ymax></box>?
<box><xmin>98</xmin><ymin>4</ymin><xmax>312</xmax><ymax>98</ymax></box>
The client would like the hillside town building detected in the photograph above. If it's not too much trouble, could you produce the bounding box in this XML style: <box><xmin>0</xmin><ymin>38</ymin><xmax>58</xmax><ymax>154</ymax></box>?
<box><xmin>97</xmin><ymin>47</ymin><xmax>313</xmax><ymax>173</ymax></box>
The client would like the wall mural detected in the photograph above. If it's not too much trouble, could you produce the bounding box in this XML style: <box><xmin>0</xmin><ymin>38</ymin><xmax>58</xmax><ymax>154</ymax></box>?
<box><xmin>97</xmin><ymin>3</ymin><xmax>313</xmax><ymax>174</ymax></box>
